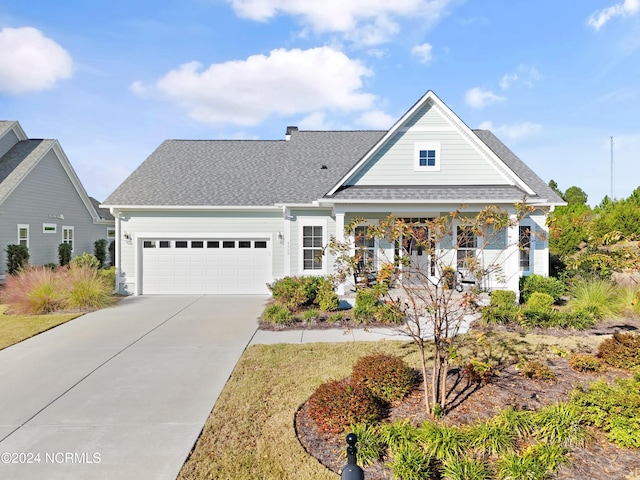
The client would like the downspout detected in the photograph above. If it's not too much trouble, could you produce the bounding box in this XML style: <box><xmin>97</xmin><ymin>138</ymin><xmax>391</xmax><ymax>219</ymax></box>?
<box><xmin>111</xmin><ymin>208</ymin><xmax>121</xmax><ymax>294</ymax></box>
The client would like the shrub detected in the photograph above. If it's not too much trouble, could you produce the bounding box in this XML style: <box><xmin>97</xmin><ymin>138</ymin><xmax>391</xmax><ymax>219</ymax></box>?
<box><xmin>386</xmin><ymin>444</ymin><xmax>432</xmax><ymax>480</ymax></box>
<box><xmin>58</xmin><ymin>243</ymin><xmax>72</xmax><ymax>266</ymax></box>
<box><xmin>567</xmin><ymin>278</ymin><xmax>621</xmax><ymax>320</ymax></box>
<box><xmin>307</xmin><ymin>378</ymin><xmax>385</xmax><ymax>434</ymax></box>
<box><xmin>375</xmin><ymin>302</ymin><xmax>405</xmax><ymax>324</ymax></box>
<box><xmin>316</xmin><ymin>277</ymin><xmax>339</xmax><ymax>311</ymax></box>
<box><xmin>108</xmin><ymin>240</ymin><xmax>116</xmax><ymax>266</ymax></box>
<box><xmin>491</xmin><ymin>290</ymin><xmax>517</xmax><ymax>309</ymax></box>
<box><xmin>94</xmin><ymin>239</ymin><xmax>108</xmax><ymax>268</ymax></box>
<box><xmin>480</xmin><ymin>305</ymin><xmax>519</xmax><ymax>325</ymax></box>
<box><xmin>462</xmin><ymin>359</ymin><xmax>497</xmax><ymax>386</ymax></box>
<box><xmin>351</xmin><ymin>354</ymin><xmax>416</xmax><ymax>403</ymax></box>
<box><xmin>568</xmin><ymin>353</ymin><xmax>606</xmax><ymax>373</ymax></box>
<box><xmin>268</xmin><ymin>276</ymin><xmax>324</xmax><ymax>310</ymax></box>
<box><xmin>301</xmin><ymin>308</ymin><xmax>321</xmax><ymax>323</ymax></box>
<box><xmin>70</xmin><ymin>252</ymin><xmax>100</xmax><ymax>270</ymax></box>
<box><xmin>526</xmin><ymin>292</ymin><xmax>554</xmax><ymax>313</ymax></box>
<box><xmin>99</xmin><ymin>266</ymin><xmax>116</xmax><ymax>291</ymax></box>
<box><xmin>327</xmin><ymin>312</ymin><xmax>345</xmax><ymax>324</ymax></box>
<box><xmin>65</xmin><ymin>265</ymin><xmax>116</xmax><ymax>311</ymax></box>
<box><xmin>353</xmin><ymin>288</ymin><xmax>379</xmax><ymax>323</ymax></box>
<box><xmin>519</xmin><ymin>360</ymin><xmax>556</xmax><ymax>380</ymax></box>
<box><xmin>597</xmin><ymin>332</ymin><xmax>640</xmax><ymax>369</ymax></box>
<box><xmin>262</xmin><ymin>303</ymin><xmax>295</xmax><ymax>325</ymax></box>
<box><xmin>520</xmin><ymin>274</ymin><xmax>565</xmax><ymax>303</ymax></box>
<box><xmin>5</xmin><ymin>244</ymin><xmax>29</xmax><ymax>274</ymax></box>
<box><xmin>2</xmin><ymin>266</ymin><xmax>66</xmax><ymax>314</ymax></box>
<box><xmin>572</xmin><ymin>376</ymin><xmax>640</xmax><ymax>448</ymax></box>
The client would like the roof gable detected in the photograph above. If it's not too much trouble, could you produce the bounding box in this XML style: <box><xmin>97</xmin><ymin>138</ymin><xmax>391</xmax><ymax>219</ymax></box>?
<box><xmin>0</xmin><ymin>123</ymin><xmax>103</xmax><ymax>221</ymax></box>
<box><xmin>327</xmin><ymin>91</ymin><xmax>532</xmax><ymax>196</ymax></box>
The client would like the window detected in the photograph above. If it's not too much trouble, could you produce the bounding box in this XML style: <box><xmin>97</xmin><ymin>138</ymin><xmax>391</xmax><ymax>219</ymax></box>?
<box><xmin>457</xmin><ymin>226</ymin><xmax>476</xmax><ymax>269</ymax></box>
<box><xmin>43</xmin><ymin>223</ymin><xmax>57</xmax><ymax>234</ymax></box>
<box><xmin>255</xmin><ymin>241</ymin><xmax>267</xmax><ymax>248</ymax></box>
<box><xmin>355</xmin><ymin>226</ymin><xmax>376</xmax><ymax>271</ymax></box>
<box><xmin>107</xmin><ymin>228</ymin><xmax>116</xmax><ymax>239</ymax></box>
<box><xmin>238</xmin><ymin>241</ymin><xmax>251</xmax><ymax>248</ymax></box>
<box><xmin>302</xmin><ymin>225</ymin><xmax>323</xmax><ymax>271</ymax></box>
<box><xmin>223</xmin><ymin>241</ymin><xmax>235</xmax><ymax>248</ymax></box>
<box><xmin>191</xmin><ymin>241</ymin><xmax>204</xmax><ymax>248</ymax></box>
<box><xmin>175</xmin><ymin>241</ymin><xmax>188</xmax><ymax>248</ymax></box>
<box><xmin>159</xmin><ymin>241</ymin><xmax>170</xmax><ymax>248</ymax></box>
<box><xmin>62</xmin><ymin>226</ymin><xmax>74</xmax><ymax>251</ymax></box>
<box><xmin>18</xmin><ymin>225</ymin><xmax>29</xmax><ymax>248</ymax></box>
<box><xmin>414</xmin><ymin>142</ymin><xmax>440</xmax><ymax>171</ymax></box>
<box><xmin>207</xmin><ymin>241</ymin><xmax>220</xmax><ymax>248</ymax></box>
<box><xmin>143</xmin><ymin>240</ymin><xmax>156</xmax><ymax>248</ymax></box>
<box><xmin>519</xmin><ymin>226</ymin><xmax>532</xmax><ymax>271</ymax></box>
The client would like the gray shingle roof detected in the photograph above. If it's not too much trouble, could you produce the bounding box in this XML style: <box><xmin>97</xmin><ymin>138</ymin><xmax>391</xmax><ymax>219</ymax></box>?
<box><xmin>89</xmin><ymin>197</ymin><xmax>114</xmax><ymax>221</ymax></box>
<box><xmin>0</xmin><ymin>139</ymin><xmax>54</xmax><ymax>203</ymax></box>
<box><xmin>104</xmin><ymin>128</ymin><xmax>563</xmax><ymax>207</ymax></box>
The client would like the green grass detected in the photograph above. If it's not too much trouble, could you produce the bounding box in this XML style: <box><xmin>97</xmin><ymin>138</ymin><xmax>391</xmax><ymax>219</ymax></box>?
<box><xmin>177</xmin><ymin>332</ymin><xmax>608</xmax><ymax>480</ymax></box>
<box><xmin>0</xmin><ymin>304</ymin><xmax>81</xmax><ymax>350</ymax></box>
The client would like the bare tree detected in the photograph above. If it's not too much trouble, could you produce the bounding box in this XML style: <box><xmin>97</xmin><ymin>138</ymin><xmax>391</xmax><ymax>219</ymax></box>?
<box><xmin>326</xmin><ymin>203</ymin><xmax>534</xmax><ymax>416</ymax></box>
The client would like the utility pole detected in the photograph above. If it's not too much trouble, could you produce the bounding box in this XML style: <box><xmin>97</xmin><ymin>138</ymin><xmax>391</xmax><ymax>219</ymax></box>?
<box><xmin>610</xmin><ymin>136</ymin><xmax>614</xmax><ymax>199</ymax></box>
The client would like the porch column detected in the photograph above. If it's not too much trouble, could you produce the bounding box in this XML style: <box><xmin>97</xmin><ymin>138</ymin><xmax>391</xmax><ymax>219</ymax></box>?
<box><xmin>505</xmin><ymin>214</ymin><xmax>521</xmax><ymax>296</ymax></box>
<box><xmin>335</xmin><ymin>212</ymin><xmax>346</xmax><ymax>295</ymax></box>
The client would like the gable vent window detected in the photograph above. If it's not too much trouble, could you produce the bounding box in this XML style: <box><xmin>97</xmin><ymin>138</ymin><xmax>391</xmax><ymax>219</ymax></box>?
<box><xmin>414</xmin><ymin>142</ymin><xmax>441</xmax><ymax>171</ymax></box>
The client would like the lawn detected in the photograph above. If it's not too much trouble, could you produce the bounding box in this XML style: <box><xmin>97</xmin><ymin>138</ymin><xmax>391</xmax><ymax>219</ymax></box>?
<box><xmin>0</xmin><ymin>304</ymin><xmax>82</xmax><ymax>350</ymax></box>
<box><xmin>177</xmin><ymin>332</ymin><xmax>612</xmax><ymax>480</ymax></box>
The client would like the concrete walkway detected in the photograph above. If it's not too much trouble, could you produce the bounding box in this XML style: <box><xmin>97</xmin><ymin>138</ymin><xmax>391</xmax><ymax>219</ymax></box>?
<box><xmin>0</xmin><ymin>295</ymin><xmax>267</xmax><ymax>480</ymax></box>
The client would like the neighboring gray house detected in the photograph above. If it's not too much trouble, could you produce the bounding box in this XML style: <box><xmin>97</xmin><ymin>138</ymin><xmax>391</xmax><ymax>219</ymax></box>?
<box><xmin>103</xmin><ymin>91</ymin><xmax>565</xmax><ymax>296</ymax></box>
<box><xmin>0</xmin><ymin>121</ymin><xmax>114</xmax><ymax>279</ymax></box>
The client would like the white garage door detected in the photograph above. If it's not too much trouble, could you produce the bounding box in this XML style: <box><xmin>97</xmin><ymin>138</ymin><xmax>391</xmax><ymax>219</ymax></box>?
<box><xmin>141</xmin><ymin>239</ymin><xmax>271</xmax><ymax>294</ymax></box>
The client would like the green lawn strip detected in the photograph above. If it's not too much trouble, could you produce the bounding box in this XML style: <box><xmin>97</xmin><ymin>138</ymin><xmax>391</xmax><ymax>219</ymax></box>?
<box><xmin>178</xmin><ymin>341</ymin><xmax>420</xmax><ymax>480</ymax></box>
<box><xmin>178</xmin><ymin>332</ymin><xmax>608</xmax><ymax>480</ymax></box>
<box><xmin>0</xmin><ymin>304</ymin><xmax>82</xmax><ymax>350</ymax></box>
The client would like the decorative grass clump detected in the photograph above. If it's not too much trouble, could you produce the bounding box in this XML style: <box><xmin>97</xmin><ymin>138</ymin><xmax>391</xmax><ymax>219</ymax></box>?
<box><xmin>65</xmin><ymin>265</ymin><xmax>116</xmax><ymax>311</ymax></box>
<box><xmin>2</xmin><ymin>266</ymin><xmax>66</xmax><ymax>314</ymax></box>
<box><xmin>351</xmin><ymin>353</ymin><xmax>417</xmax><ymax>403</ymax></box>
<box><xmin>519</xmin><ymin>360</ymin><xmax>556</xmax><ymax>380</ymax></box>
<box><xmin>567</xmin><ymin>278</ymin><xmax>621</xmax><ymax>321</ymax></box>
<box><xmin>2</xmin><ymin>265</ymin><xmax>115</xmax><ymax>315</ymax></box>
<box><xmin>568</xmin><ymin>353</ymin><xmax>606</xmax><ymax>373</ymax></box>
<box><xmin>262</xmin><ymin>303</ymin><xmax>295</xmax><ymax>325</ymax></box>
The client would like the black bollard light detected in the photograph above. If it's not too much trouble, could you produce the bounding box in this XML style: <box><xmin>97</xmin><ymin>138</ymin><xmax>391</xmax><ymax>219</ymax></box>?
<box><xmin>341</xmin><ymin>432</ymin><xmax>364</xmax><ymax>480</ymax></box>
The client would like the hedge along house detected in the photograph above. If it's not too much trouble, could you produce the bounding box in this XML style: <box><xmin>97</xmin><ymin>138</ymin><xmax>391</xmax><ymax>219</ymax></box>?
<box><xmin>0</xmin><ymin>120</ymin><xmax>114</xmax><ymax>280</ymax></box>
<box><xmin>103</xmin><ymin>91</ymin><xmax>565</xmax><ymax>296</ymax></box>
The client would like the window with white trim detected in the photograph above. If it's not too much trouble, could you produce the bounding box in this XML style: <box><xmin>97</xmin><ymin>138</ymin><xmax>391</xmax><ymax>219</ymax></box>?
<box><xmin>414</xmin><ymin>142</ymin><xmax>441</xmax><ymax>171</ymax></box>
<box><xmin>519</xmin><ymin>225</ymin><xmax>532</xmax><ymax>271</ymax></box>
<box><xmin>43</xmin><ymin>223</ymin><xmax>57</xmax><ymax>234</ymax></box>
<box><xmin>456</xmin><ymin>225</ymin><xmax>477</xmax><ymax>269</ymax></box>
<box><xmin>62</xmin><ymin>226</ymin><xmax>74</xmax><ymax>251</ymax></box>
<box><xmin>107</xmin><ymin>227</ymin><xmax>115</xmax><ymax>239</ymax></box>
<box><xmin>18</xmin><ymin>224</ymin><xmax>29</xmax><ymax>248</ymax></box>
<box><xmin>302</xmin><ymin>225</ymin><xmax>324</xmax><ymax>272</ymax></box>
<box><xmin>355</xmin><ymin>226</ymin><xmax>376</xmax><ymax>271</ymax></box>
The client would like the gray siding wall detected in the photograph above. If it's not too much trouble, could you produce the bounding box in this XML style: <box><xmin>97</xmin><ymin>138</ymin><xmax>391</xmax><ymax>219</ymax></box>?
<box><xmin>349</xmin><ymin>103</ymin><xmax>506</xmax><ymax>187</ymax></box>
<box><xmin>0</xmin><ymin>149</ymin><xmax>108</xmax><ymax>276</ymax></box>
<box><xmin>0</xmin><ymin>130</ymin><xmax>19</xmax><ymax>159</ymax></box>
<box><xmin>118</xmin><ymin>210</ymin><xmax>284</xmax><ymax>294</ymax></box>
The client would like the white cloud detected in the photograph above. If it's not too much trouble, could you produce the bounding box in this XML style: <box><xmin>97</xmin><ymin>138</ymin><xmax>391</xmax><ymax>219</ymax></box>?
<box><xmin>356</xmin><ymin>109</ymin><xmax>395</xmax><ymax>129</ymax></box>
<box><xmin>225</xmin><ymin>0</ymin><xmax>455</xmax><ymax>45</ymax></box>
<box><xmin>464</xmin><ymin>87</ymin><xmax>505</xmax><ymax>109</ymax></box>
<box><xmin>499</xmin><ymin>73</ymin><xmax>518</xmax><ymax>90</ymax></box>
<box><xmin>588</xmin><ymin>0</ymin><xmax>640</xmax><ymax>30</ymax></box>
<box><xmin>478</xmin><ymin>120</ymin><xmax>541</xmax><ymax>141</ymax></box>
<box><xmin>499</xmin><ymin>65</ymin><xmax>542</xmax><ymax>90</ymax></box>
<box><xmin>411</xmin><ymin>43</ymin><xmax>433</xmax><ymax>64</ymax></box>
<box><xmin>0</xmin><ymin>27</ymin><xmax>73</xmax><ymax>94</ymax></box>
<box><xmin>133</xmin><ymin>47</ymin><xmax>375</xmax><ymax>126</ymax></box>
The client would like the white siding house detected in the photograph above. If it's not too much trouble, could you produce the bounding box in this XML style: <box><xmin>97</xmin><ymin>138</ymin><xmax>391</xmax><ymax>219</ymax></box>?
<box><xmin>103</xmin><ymin>91</ymin><xmax>565</xmax><ymax>296</ymax></box>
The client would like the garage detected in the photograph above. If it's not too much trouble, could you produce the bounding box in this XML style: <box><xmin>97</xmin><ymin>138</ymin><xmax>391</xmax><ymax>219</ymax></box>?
<box><xmin>141</xmin><ymin>238</ymin><xmax>271</xmax><ymax>294</ymax></box>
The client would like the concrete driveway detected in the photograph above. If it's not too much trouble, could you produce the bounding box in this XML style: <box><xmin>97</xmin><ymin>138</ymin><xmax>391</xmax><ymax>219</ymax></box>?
<box><xmin>0</xmin><ymin>295</ymin><xmax>267</xmax><ymax>480</ymax></box>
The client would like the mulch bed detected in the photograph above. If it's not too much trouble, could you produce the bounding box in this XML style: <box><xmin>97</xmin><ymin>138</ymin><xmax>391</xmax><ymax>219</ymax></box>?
<box><xmin>292</xmin><ymin>319</ymin><xmax>640</xmax><ymax>480</ymax></box>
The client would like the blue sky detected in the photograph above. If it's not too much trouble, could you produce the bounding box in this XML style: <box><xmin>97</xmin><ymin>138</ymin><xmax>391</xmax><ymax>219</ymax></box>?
<box><xmin>1</xmin><ymin>0</ymin><xmax>639</xmax><ymax>206</ymax></box>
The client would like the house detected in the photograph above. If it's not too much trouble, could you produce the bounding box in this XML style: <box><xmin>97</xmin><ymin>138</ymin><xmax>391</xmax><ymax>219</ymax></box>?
<box><xmin>0</xmin><ymin>121</ymin><xmax>115</xmax><ymax>280</ymax></box>
<box><xmin>103</xmin><ymin>91</ymin><xmax>565</xmax><ymax>296</ymax></box>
